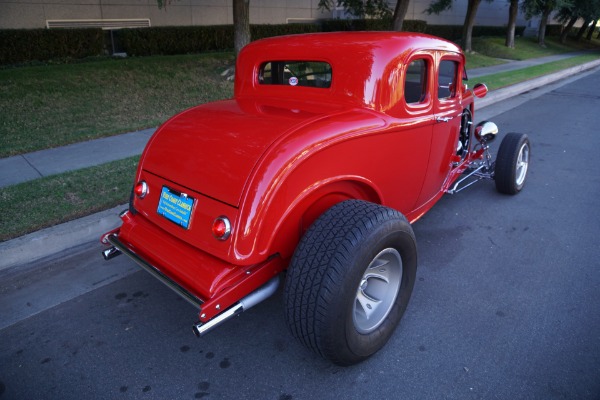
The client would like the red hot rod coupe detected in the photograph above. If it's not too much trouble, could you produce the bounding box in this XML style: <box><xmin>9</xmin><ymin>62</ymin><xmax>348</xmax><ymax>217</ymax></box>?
<box><xmin>101</xmin><ymin>32</ymin><xmax>530</xmax><ymax>365</ymax></box>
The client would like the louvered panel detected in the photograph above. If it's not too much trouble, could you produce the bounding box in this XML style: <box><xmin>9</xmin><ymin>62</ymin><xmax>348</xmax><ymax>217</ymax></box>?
<box><xmin>46</xmin><ymin>19</ymin><xmax>151</xmax><ymax>29</ymax></box>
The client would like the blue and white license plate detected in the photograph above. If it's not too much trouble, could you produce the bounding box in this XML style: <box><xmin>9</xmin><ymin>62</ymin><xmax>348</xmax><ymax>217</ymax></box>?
<box><xmin>157</xmin><ymin>186</ymin><xmax>194</xmax><ymax>229</ymax></box>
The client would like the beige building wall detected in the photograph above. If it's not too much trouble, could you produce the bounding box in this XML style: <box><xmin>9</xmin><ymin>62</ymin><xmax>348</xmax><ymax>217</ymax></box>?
<box><xmin>0</xmin><ymin>0</ymin><xmax>328</xmax><ymax>29</ymax></box>
<box><xmin>0</xmin><ymin>0</ymin><xmax>530</xmax><ymax>30</ymax></box>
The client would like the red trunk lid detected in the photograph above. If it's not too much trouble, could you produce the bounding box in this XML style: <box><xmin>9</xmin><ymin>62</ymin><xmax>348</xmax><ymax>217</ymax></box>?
<box><xmin>141</xmin><ymin>98</ymin><xmax>336</xmax><ymax>207</ymax></box>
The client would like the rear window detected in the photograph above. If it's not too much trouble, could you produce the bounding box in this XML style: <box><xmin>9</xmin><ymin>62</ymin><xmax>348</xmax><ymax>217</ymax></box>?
<box><xmin>259</xmin><ymin>61</ymin><xmax>332</xmax><ymax>88</ymax></box>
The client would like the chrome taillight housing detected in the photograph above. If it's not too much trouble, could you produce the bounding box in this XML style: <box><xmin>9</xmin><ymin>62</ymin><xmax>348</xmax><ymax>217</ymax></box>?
<box><xmin>212</xmin><ymin>216</ymin><xmax>231</xmax><ymax>240</ymax></box>
<box><xmin>134</xmin><ymin>181</ymin><xmax>148</xmax><ymax>198</ymax></box>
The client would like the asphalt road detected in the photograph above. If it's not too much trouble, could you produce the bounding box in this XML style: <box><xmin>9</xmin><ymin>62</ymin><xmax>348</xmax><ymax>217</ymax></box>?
<box><xmin>2</xmin><ymin>70</ymin><xmax>600</xmax><ymax>400</ymax></box>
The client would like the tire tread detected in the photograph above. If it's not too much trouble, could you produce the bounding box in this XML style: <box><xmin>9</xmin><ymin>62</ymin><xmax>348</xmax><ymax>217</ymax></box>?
<box><xmin>284</xmin><ymin>200</ymin><xmax>413</xmax><ymax>364</ymax></box>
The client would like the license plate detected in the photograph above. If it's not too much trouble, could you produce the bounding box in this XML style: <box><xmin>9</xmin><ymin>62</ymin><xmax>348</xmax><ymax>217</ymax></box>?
<box><xmin>157</xmin><ymin>186</ymin><xmax>194</xmax><ymax>229</ymax></box>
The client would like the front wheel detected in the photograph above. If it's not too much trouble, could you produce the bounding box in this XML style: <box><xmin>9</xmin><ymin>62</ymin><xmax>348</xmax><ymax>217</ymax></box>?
<box><xmin>284</xmin><ymin>200</ymin><xmax>417</xmax><ymax>366</ymax></box>
<box><xmin>495</xmin><ymin>133</ymin><xmax>531</xmax><ymax>195</ymax></box>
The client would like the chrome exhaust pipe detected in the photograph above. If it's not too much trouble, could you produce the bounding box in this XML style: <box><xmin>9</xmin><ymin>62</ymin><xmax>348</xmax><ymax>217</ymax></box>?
<box><xmin>102</xmin><ymin>246</ymin><xmax>122</xmax><ymax>261</ymax></box>
<box><xmin>193</xmin><ymin>276</ymin><xmax>280</xmax><ymax>337</ymax></box>
<box><xmin>192</xmin><ymin>303</ymin><xmax>244</xmax><ymax>337</ymax></box>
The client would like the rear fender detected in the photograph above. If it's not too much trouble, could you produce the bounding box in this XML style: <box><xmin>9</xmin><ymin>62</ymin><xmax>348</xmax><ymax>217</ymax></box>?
<box><xmin>269</xmin><ymin>178</ymin><xmax>382</xmax><ymax>262</ymax></box>
<box><xmin>231</xmin><ymin>109</ymin><xmax>387</xmax><ymax>264</ymax></box>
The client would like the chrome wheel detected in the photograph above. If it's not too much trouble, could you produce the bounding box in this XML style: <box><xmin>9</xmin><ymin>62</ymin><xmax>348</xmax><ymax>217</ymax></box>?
<box><xmin>495</xmin><ymin>133</ymin><xmax>531</xmax><ymax>195</ymax></box>
<box><xmin>515</xmin><ymin>143</ymin><xmax>529</xmax><ymax>187</ymax></box>
<box><xmin>353</xmin><ymin>248</ymin><xmax>403</xmax><ymax>334</ymax></box>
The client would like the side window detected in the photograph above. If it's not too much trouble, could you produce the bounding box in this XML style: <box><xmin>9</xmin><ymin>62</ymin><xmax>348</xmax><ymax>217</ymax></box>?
<box><xmin>405</xmin><ymin>59</ymin><xmax>428</xmax><ymax>104</ymax></box>
<box><xmin>438</xmin><ymin>60</ymin><xmax>458</xmax><ymax>99</ymax></box>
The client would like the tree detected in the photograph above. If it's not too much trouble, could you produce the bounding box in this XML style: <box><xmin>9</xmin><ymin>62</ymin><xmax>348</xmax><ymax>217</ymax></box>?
<box><xmin>579</xmin><ymin>0</ymin><xmax>600</xmax><ymax>40</ymax></box>
<box><xmin>425</xmin><ymin>0</ymin><xmax>491</xmax><ymax>52</ymax></box>
<box><xmin>156</xmin><ymin>0</ymin><xmax>250</xmax><ymax>57</ymax></box>
<box><xmin>317</xmin><ymin>0</ymin><xmax>391</xmax><ymax>19</ymax></box>
<box><xmin>522</xmin><ymin>0</ymin><xmax>570</xmax><ymax>47</ymax></box>
<box><xmin>586</xmin><ymin>19</ymin><xmax>597</xmax><ymax>40</ymax></box>
<box><xmin>559</xmin><ymin>16</ymin><xmax>579</xmax><ymax>43</ymax></box>
<box><xmin>573</xmin><ymin>0</ymin><xmax>600</xmax><ymax>41</ymax></box>
<box><xmin>537</xmin><ymin>2</ymin><xmax>554</xmax><ymax>47</ymax></box>
<box><xmin>233</xmin><ymin>0</ymin><xmax>251</xmax><ymax>57</ymax></box>
<box><xmin>575</xmin><ymin>17</ymin><xmax>592</xmax><ymax>40</ymax></box>
<box><xmin>392</xmin><ymin>0</ymin><xmax>411</xmax><ymax>30</ymax></box>
<box><xmin>555</xmin><ymin>0</ymin><xmax>600</xmax><ymax>43</ymax></box>
<box><xmin>505</xmin><ymin>0</ymin><xmax>519</xmax><ymax>48</ymax></box>
<box><xmin>318</xmin><ymin>0</ymin><xmax>411</xmax><ymax>30</ymax></box>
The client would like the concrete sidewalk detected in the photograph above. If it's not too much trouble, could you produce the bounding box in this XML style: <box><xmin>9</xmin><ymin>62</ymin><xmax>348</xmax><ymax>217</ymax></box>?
<box><xmin>0</xmin><ymin>128</ymin><xmax>155</xmax><ymax>188</ymax></box>
<box><xmin>2</xmin><ymin>53</ymin><xmax>600</xmax><ymax>271</ymax></box>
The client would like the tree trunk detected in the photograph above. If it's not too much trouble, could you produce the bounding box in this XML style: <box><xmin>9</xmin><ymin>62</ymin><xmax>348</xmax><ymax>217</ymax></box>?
<box><xmin>462</xmin><ymin>0</ymin><xmax>482</xmax><ymax>52</ymax></box>
<box><xmin>586</xmin><ymin>19</ymin><xmax>597</xmax><ymax>41</ymax></box>
<box><xmin>538</xmin><ymin>5</ymin><xmax>552</xmax><ymax>47</ymax></box>
<box><xmin>560</xmin><ymin>16</ymin><xmax>579</xmax><ymax>44</ymax></box>
<box><xmin>576</xmin><ymin>18</ymin><xmax>592</xmax><ymax>41</ymax></box>
<box><xmin>233</xmin><ymin>0</ymin><xmax>251</xmax><ymax>57</ymax></box>
<box><xmin>391</xmin><ymin>0</ymin><xmax>410</xmax><ymax>31</ymax></box>
<box><xmin>505</xmin><ymin>0</ymin><xmax>519</xmax><ymax>48</ymax></box>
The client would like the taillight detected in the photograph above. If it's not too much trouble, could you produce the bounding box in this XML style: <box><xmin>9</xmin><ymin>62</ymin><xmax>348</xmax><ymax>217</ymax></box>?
<box><xmin>134</xmin><ymin>181</ymin><xmax>148</xmax><ymax>198</ymax></box>
<box><xmin>212</xmin><ymin>217</ymin><xmax>231</xmax><ymax>241</ymax></box>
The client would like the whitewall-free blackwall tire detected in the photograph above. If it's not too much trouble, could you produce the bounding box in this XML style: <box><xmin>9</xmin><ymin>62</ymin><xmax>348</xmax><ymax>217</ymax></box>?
<box><xmin>284</xmin><ymin>200</ymin><xmax>417</xmax><ymax>366</ymax></box>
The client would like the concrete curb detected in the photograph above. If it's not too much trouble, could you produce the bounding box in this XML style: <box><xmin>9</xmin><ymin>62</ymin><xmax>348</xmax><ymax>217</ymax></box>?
<box><xmin>2</xmin><ymin>58</ymin><xmax>600</xmax><ymax>271</ymax></box>
<box><xmin>0</xmin><ymin>204</ymin><xmax>125</xmax><ymax>272</ymax></box>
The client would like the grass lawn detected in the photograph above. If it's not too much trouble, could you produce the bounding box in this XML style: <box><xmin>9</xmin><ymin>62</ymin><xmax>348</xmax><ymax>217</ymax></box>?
<box><xmin>472</xmin><ymin>36</ymin><xmax>595</xmax><ymax>60</ymax></box>
<box><xmin>482</xmin><ymin>54</ymin><xmax>600</xmax><ymax>90</ymax></box>
<box><xmin>465</xmin><ymin>51</ymin><xmax>508</xmax><ymax>69</ymax></box>
<box><xmin>0</xmin><ymin>52</ymin><xmax>234</xmax><ymax>157</ymax></box>
<box><xmin>0</xmin><ymin>156</ymin><xmax>138</xmax><ymax>241</ymax></box>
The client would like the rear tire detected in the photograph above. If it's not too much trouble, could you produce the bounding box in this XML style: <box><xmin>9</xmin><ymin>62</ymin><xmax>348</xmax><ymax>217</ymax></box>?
<box><xmin>284</xmin><ymin>200</ymin><xmax>417</xmax><ymax>366</ymax></box>
<box><xmin>495</xmin><ymin>133</ymin><xmax>530</xmax><ymax>195</ymax></box>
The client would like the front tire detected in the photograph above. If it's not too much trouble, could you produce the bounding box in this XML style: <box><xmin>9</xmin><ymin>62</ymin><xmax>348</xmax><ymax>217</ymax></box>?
<box><xmin>284</xmin><ymin>200</ymin><xmax>417</xmax><ymax>366</ymax></box>
<box><xmin>495</xmin><ymin>132</ymin><xmax>531</xmax><ymax>194</ymax></box>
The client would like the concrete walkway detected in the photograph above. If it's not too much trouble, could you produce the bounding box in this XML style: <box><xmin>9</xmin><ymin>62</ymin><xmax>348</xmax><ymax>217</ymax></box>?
<box><xmin>0</xmin><ymin>51</ymin><xmax>594</xmax><ymax>190</ymax></box>
<box><xmin>0</xmin><ymin>128</ymin><xmax>155</xmax><ymax>188</ymax></box>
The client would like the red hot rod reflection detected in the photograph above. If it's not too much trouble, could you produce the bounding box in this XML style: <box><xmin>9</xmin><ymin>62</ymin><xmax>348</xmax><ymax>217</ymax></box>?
<box><xmin>102</xmin><ymin>32</ymin><xmax>530</xmax><ymax>365</ymax></box>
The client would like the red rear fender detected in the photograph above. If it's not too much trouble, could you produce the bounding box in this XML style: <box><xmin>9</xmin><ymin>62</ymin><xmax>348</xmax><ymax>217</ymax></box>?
<box><xmin>269</xmin><ymin>179</ymin><xmax>383</xmax><ymax>261</ymax></box>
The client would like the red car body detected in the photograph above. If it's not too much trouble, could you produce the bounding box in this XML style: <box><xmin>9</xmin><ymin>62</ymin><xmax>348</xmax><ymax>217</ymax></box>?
<box><xmin>102</xmin><ymin>32</ymin><xmax>501</xmax><ymax>348</ymax></box>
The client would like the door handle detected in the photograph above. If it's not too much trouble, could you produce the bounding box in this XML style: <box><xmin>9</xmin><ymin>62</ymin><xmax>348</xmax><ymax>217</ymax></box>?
<box><xmin>436</xmin><ymin>116</ymin><xmax>452</xmax><ymax>123</ymax></box>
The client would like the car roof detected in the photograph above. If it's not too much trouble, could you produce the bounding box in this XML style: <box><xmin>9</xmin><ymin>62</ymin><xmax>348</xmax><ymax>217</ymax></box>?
<box><xmin>244</xmin><ymin>31</ymin><xmax>460</xmax><ymax>56</ymax></box>
<box><xmin>235</xmin><ymin>32</ymin><xmax>464</xmax><ymax>111</ymax></box>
